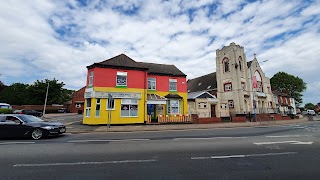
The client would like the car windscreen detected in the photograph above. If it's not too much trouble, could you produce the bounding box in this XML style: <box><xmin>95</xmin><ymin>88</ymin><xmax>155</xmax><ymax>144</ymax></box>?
<box><xmin>17</xmin><ymin>115</ymin><xmax>44</xmax><ymax>123</ymax></box>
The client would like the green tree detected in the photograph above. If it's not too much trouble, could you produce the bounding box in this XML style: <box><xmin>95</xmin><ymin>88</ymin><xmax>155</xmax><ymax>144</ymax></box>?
<box><xmin>270</xmin><ymin>72</ymin><xmax>307</xmax><ymax>105</ymax></box>
<box><xmin>0</xmin><ymin>79</ymin><xmax>73</xmax><ymax>105</ymax></box>
<box><xmin>0</xmin><ymin>83</ymin><xmax>30</xmax><ymax>105</ymax></box>
<box><xmin>0</xmin><ymin>81</ymin><xmax>5</xmax><ymax>92</ymax></box>
<box><xmin>304</xmin><ymin>103</ymin><xmax>315</xmax><ymax>110</ymax></box>
<box><xmin>29</xmin><ymin>79</ymin><xmax>66</xmax><ymax>105</ymax></box>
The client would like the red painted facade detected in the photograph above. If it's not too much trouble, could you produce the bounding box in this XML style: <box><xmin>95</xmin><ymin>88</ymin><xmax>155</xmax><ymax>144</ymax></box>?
<box><xmin>87</xmin><ymin>68</ymin><xmax>147</xmax><ymax>89</ymax></box>
<box><xmin>147</xmin><ymin>75</ymin><xmax>187</xmax><ymax>92</ymax></box>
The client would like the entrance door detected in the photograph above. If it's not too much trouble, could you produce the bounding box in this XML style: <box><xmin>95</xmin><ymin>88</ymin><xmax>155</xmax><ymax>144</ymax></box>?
<box><xmin>147</xmin><ymin>104</ymin><xmax>157</xmax><ymax>123</ymax></box>
<box><xmin>211</xmin><ymin>105</ymin><xmax>216</xmax><ymax>117</ymax></box>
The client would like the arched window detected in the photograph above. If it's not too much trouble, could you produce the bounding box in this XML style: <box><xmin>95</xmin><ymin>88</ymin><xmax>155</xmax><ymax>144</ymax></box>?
<box><xmin>254</xmin><ymin>71</ymin><xmax>263</xmax><ymax>92</ymax></box>
<box><xmin>223</xmin><ymin>58</ymin><xmax>229</xmax><ymax>72</ymax></box>
<box><xmin>238</xmin><ymin>56</ymin><xmax>242</xmax><ymax>71</ymax></box>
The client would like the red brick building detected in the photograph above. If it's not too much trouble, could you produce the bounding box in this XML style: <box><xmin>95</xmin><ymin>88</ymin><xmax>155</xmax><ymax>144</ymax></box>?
<box><xmin>70</xmin><ymin>86</ymin><xmax>85</xmax><ymax>113</ymax></box>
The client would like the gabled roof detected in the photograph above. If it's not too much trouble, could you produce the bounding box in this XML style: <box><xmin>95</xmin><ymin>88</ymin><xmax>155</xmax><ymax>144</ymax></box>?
<box><xmin>87</xmin><ymin>54</ymin><xmax>148</xmax><ymax>71</ymax></box>
<box><xmin>187</xmin><ymin>72</ymin><xmax>217</xmax><ymax>93</ymax></box>
<box><xmin>188</xmin><ymin>91</ymin><xmax>216</xmax><ymax>99</ymax></box>
<box><xmin>138</xmin><ymin>62</ymin><xmax>186</xmax><ymax>77</ymax></box>
<box><xmin>87</xmin><ymin>54</ymin><xmax>186</xmax><ymax>77</ymax></box>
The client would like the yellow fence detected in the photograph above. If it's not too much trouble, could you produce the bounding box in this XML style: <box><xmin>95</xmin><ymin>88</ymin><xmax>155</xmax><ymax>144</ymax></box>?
<box><xmin>146</xmin><ymin>114</ymin><xmax>192</xmax><ymax>124</ymax></box>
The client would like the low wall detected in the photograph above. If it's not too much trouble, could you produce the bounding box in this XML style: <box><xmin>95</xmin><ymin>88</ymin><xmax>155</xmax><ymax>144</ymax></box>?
<box><xmin>198</xmin><ymin>117</ymin><xmax>222</xmax><ymax>124</ymax></box>
<box><xmin>232</xmin><ymin>116</ymin><xmax>246</xmax><ymax>123</ymax></box>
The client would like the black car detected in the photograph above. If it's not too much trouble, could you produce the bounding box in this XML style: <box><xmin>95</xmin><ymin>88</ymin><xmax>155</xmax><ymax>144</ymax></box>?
<box><xmin>0</xmin><ymin>114</ymin><xmax>66</xmax><ymax>140</ymax></box>
<box><xmin>13</xmin><ymin>109</ymin><xmax>43</xmax><ymax>117</ymax></box>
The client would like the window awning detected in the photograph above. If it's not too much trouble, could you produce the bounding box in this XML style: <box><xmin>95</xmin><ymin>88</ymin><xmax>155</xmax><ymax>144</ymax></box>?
<box><xmin>165</xmin><ymin>94</ymin><xmax>183</xmax><ymax>99</ymax></box>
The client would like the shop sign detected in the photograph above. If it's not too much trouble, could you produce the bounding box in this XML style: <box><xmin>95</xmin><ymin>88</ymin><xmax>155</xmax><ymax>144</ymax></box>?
<box><xmin>95</xmin><ymin>92</ymin><xmax>141</xmax><ymax>99</ymax></box>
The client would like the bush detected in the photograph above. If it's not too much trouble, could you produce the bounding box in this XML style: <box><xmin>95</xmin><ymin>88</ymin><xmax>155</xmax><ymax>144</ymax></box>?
<box><xmin>0</xmin><ymin>108</ymin><xmax>14</xmax><ymax>114</ymax></box>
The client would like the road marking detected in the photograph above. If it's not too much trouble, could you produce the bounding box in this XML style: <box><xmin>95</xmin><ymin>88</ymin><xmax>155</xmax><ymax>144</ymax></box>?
<box><xmin>254</xmin><ymin>141</ymin><xmax>313</xmax><ymax>145</ymax></box>
<box><xmin>173</xmin><ymin>137</ymin><xmax>247</xmax><ymax>141</ymax></box>
<box><xmin>0</xmin><ymin>142</ymin><xmax>35</xmax><ymax>145</ymax></box>
<box><xmin>13</xmin><ymin>159</ymin><xmax>157</xmax><ymax>167</ymax></box>
<box><xmin>191</xmin><ymin>152</ymin><xmax>297</xmax><ymax>160</ymax></box>
<box><xmin>265</xmin><ymin>135</ymin><xmax>311</xmax><ymax>138</ymax></box>
<box><xmin>68</xmin><ymin>138</ymin><xmax>150</xmax><ymax>143</ymax></box>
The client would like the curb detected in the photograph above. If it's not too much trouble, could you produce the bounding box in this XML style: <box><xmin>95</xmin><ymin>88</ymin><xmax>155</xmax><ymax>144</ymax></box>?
<box><xmin>65</xmin><ymin>119</ymin><xmax>312</xmax><ymax>134</ymax></box>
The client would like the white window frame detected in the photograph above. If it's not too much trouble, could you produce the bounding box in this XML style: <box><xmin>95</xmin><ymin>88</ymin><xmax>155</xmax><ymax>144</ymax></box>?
<box><xmin>95</xmin><ymin>98</ymin><xmax>101</xmax><ymax>117</ymax></box>
<box><xmin>75</xmin><ymin>103</ymin><xmax>81</xmax><ymax>108</ymax></box>
<box><xmin>168</xmin><ymin>100</ymin><xmax>180</xmax><ymax>115</ymax></box>
<box><xmin>148</xmin><ymin>78</ymin><xmax>156</xmax><ymax>90</ymax></box>
<box><xmin>169</xmin><ymin>79</ymin><xmax>177</xmax><ymax>91</ymax></box>
<box><xmin>85</xmin><ymin>98</ymin><xmax>91</xmax><ymax>117</ymax></box>
<box><xmin>120</xmin><ymin>99</ymin><xmax>138</xmax><ymax>117</ymax></box>
<box><xmin>228</xmin><ymin>100</ymin><xmax>234</xmax><ymax>108</ymax></box>
<box><xmin>224</xmin><ymin>83</ymin><xmax>232</xmax><ymax>91</ymax></box>
<box><xmin>116</xmin><ymin>72</ymin><xmax>127</xmax><ymax>86</ymax></box>
<box><xmin>106</xmin><ymin>99</ymin><xmax>115</xmax><ymax>110</ymax></box>
<box><xmin>88</xmin><ymin>71</ymin><xmax>94</xmax><ymax>86</ymax></box>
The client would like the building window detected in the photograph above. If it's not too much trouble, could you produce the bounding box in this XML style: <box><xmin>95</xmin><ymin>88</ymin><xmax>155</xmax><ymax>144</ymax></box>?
<box><xmin>148</xmin><ymin>78</ymin><xmax>156</xmax><ymax>90</ymax></box>
<box><xmin>95</xmin><ymin>99</ymin><xmax>100</xmax><ymax>117</ymax></box>
<box><xmin>75</xmin><ymin>103</ymin><xmax>81</xmax><ymax>108</ymax></box>
<box><xmin>168</xmin><ymin>100</ymin><xmax>179</xmax><ymax>114</ymax></box>
<box><xmin>221</xmin><ymin>103</ymin><xmax>227</xmax><ymax>109</ymax></box>
<box><xmin>88</xmin><ymin>71</ymin><xmax>94</xmax><ymax>86</ymax></box>
<box><xmin>107</xmin><ymin>99</ymin><xmax>115</xmax><ymax>110</ymax></box>
<box><xmin>241</xmin><ymin>82</ymin><xmax>245</xmax><ymax>90</ymax></box>
<box><xmin>121</xmin><ymin>99</ymin><xmax>138</xmax><ymax>117</ymax></box>
<box><xmin>238</xmin><ymin>56</ymin><xmax>242</xmax><ymax>71</ymax></box>
<box><xmin>116</xmin><ymin>72</ymin><xmax>127</xmax><ymax>86</ymax></box>
<box><xmin>224</xmin><ymin>83</ymin><xmax>232</xmax><ymax>92</ymax></box>
<box><xmin>85</xmin><ymin>98</ymin><xmax>91</xmax><ymax>117</ymax></box>
<box><xmin>169</xmin><ymin>79</ymin><xmax>177</xmax><ymax>91</ymax></box>
<box><xmin>223</xmin><ymin>58</ymin><xmax>229</xmax><ymax>72</ymax></box>
<box><xmin>267</xmin><ymin>87</ymin><xmax>271</xmax><ymax>94</ymax></box>
<box><xmin>254</xmin><ymin>71</ymin><xmax>263</xmax><ymax>92</ymax></box>
<box><xmin>198</xmin><ymin>102</ymin><xmax>207</xmax><ymax>109</ymax></box>
<box><xmin>228</xmin><ymin>100</ymin><xmax>234</xmax><ymax>108</ymax></box>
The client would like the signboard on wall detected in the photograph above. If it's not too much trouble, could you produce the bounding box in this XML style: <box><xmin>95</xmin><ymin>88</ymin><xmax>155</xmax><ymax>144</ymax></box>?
<box><xmin>95</xmin><ymin>92</ymin><xmax>142</xmax><ymax>99</ymax></box>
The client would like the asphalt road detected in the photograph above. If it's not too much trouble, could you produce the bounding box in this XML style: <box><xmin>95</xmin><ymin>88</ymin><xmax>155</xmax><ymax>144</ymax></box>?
<box><xmin>1</xmin><ymin>121</ymin><xmax>320</xmax><ymax>180</ymax></box>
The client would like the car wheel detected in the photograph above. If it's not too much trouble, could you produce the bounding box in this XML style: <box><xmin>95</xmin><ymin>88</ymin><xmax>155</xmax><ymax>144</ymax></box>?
<box><xmin>31</xmin><ymin>128</ymin><xmax>43</xmax><ymax>140</ymax></box>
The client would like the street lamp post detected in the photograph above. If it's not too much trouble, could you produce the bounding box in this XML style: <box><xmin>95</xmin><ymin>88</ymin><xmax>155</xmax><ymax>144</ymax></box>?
<box><xmin>43</xmin><ymin>82</ymin><xmax>49</xmax><ymax>117</ymax></box>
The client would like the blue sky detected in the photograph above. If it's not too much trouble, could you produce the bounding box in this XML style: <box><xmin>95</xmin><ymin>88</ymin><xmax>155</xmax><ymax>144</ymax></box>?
<box><xmin>0</xmin><ymin>0</ymin><xmax>319</xmax><ymax>106</ymax></box>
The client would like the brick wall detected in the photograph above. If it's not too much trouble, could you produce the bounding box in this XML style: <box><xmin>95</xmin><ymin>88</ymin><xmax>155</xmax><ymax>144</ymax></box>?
<box><xmin>198</xmin><ymin>117</ymin><xmax>222</xmax><ymax>124</ymax></box>
<box><xmin>70</xmin><ymin>86</ymin><xmax>85</xmax><ymax>113</ymax></box>
<box><xmin>232</xmin><ymin>116</ymin><xmax>246</xmax><ymax>123</ymax></box>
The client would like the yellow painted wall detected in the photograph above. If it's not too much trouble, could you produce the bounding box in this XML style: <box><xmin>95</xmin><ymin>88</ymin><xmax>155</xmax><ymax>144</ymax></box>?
<box><xmin>83</xmin><ymin>87</ymin><xmax>147</xmax><ymax>125</ymax></box>
<box><xmin>83</xmin><ymin>87</ymin><xmax>188</xmax><ymax>125</ymax></box>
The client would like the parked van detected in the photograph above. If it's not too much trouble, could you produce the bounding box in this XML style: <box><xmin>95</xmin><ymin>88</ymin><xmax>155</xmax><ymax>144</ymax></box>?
<box><xmin>0</xmin><ymin>103</ymin><xmax>12</xmax><ymax>109</ymax></box>
<box><xmin>306</xmin><ymin>110</ymin><xmax>316</xmax><ymax>116</ymax></box>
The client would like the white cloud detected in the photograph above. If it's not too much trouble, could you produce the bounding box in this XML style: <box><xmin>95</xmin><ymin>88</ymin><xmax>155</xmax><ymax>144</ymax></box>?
<box><xmin>0</xmin><ymin>0</ymin><xmax>319</xmax><ymax>105</ymax></box>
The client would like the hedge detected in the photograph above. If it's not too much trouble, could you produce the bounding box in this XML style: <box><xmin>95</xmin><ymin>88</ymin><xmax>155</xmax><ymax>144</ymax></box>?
<box><xmin>0</xmin><ymin>108</ymin><xmax>14</xmax><ymax>114</ymax></box>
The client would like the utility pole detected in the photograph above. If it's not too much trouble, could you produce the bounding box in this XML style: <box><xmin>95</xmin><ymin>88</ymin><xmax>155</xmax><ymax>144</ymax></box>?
<box><xmin>43</xmin><ymin>82</ymin><xmax>49</xmax><ymax>118</ymax></box>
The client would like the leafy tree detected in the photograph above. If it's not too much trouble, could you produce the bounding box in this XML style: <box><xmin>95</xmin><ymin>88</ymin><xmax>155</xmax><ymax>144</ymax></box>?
<box><xmin>0</xmin><ymin>81</ymin><xmax>5</xmax><ymax>92</ymax></box>
<box><xmin>0</xmin><ymin>79</ymin><xmax>74</xmax><ymax>105</ymax></box>
<box><xmin>304</xmin><ymin>103</ymin><xmax>315</xmax><ymax>110</ymax></box>
<box><xmin>0</xmin><ymin>83</ymin><xmax>30</xmax><ymax>105</ymax></box>
<box><xmin>270</xmin><ymin>72</ymin><xmax>306</xmax><ymax>105</ymax></box>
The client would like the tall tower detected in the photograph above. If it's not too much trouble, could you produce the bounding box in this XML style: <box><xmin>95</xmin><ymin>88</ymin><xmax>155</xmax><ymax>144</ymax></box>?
<box><xmin>216</xmin><ymin>42</ymin><xmax>249</xmax><ymax>116</ymax></box>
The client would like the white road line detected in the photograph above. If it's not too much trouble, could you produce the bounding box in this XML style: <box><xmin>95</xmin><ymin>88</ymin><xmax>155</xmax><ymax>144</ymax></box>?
<box><xmin>265</xmin><ymin>135</ymin><xmax>311</xmax><ymax>138</ymax></box>
<box><xmin>173</xmin><ymin>137</ymin><xmax>247</xmax><ymax>141</ymax></box>
<box><xmin>191</xmin><ymin>152</ymin><xmax>297</xmax><ymax>160</ymax></box>
<box><xmin>13</xmin><ymin>159</ymin><xmax>157</xmax><ymax>167</ymax></box>
<box><xmin>0</xmin><ymin>142</ymin><xmax>35</xmax><ymax>145</ymax></box>
<box><xmin>68</xmin><ymin>139</ymin><xmax>150</xmax><ymax>143</ymax></box>
<box><xmin>254</xmin><ymin>141</ymin><xmax>313</xmax><ymax>145</ymax></box>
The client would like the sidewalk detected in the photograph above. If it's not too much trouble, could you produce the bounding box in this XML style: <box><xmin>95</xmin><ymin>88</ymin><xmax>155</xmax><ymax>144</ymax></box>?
<box><xmin>66</xmin><ymin>117</ymin><xmax>318</xmax><ymax>134</ymax></box>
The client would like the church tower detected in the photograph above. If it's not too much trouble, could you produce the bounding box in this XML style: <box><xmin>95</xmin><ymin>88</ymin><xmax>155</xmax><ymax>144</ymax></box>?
<box><xmin>216</xmin><ymin>42</ymin><xmax>250</xmax><ymax>117</ymax></box>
